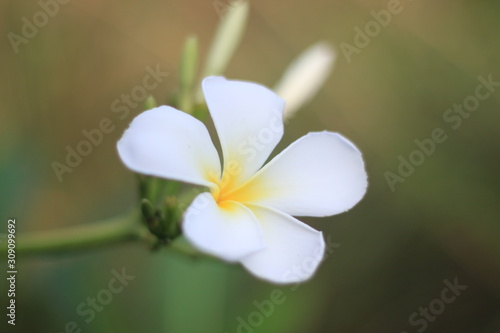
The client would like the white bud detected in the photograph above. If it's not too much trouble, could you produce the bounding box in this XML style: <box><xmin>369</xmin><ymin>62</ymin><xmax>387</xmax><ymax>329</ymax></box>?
<box><xmin>274</xmin><ymin>42</ymin><xmax>336</xmax><ymax>119</ymax></box>
<box><xmin>196</xmin><ymin>0</ymin><xmax>249</xmax><ymax>103</ymax></box>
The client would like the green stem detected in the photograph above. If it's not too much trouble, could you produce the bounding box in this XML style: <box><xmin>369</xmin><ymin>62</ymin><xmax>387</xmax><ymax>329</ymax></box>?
<box><xmin>2</xmin><ymin>210</ymin><xmax>149</xmax><ymax>256</ymax></box>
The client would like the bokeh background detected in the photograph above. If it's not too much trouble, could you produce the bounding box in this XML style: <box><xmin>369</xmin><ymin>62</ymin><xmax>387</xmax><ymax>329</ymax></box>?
<box><xmin>1</xmin><ymin>0</ymin><xmax>500</xmax><ymax>332</ymax></box>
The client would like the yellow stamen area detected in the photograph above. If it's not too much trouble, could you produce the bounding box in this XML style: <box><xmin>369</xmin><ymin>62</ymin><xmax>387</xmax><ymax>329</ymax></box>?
<box><xmin>208</xmin><ymin>166</ymin><xmax>262</xmax><ymax>209</ymax></box>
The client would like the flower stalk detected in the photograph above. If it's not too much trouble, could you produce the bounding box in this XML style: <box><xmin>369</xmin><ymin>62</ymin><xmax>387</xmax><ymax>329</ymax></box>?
<box><xmin>1</xmin><ymin>210</ymin><xmax>148</xmax><ymax>256</ymax></box>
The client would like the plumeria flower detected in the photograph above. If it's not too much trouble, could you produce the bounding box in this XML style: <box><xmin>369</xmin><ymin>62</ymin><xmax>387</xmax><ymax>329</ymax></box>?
<box><xmin>117</xmin><ymin>76</ymin><xmax>367</xmax><ymax>284</ymax></box>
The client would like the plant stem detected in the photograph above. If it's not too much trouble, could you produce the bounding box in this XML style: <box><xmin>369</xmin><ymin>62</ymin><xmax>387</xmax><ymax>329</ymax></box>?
<box><xmin>1</xmin><ymin>210</ymin><xmax>149</xmax><ymax>256</ymax></box>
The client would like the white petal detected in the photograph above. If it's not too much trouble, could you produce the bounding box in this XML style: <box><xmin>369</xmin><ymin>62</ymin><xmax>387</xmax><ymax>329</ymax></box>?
<box><xmin>202</xmin><ymin>76</ymin><xmax>285</xmax><ymax>187</ymax></box>
<box><xmin>117</xmin><ymin>106</ymin><xmax>221</xmax><ymax>187</ymax></box>
<box><xmin>240</xmin><ymin>205</ymin><xmax>325</xmax><ymax>284</ymax></box>
<box><xmin>228</xmin><ymin>132</ymin><xmax>367</xmax><ymax>216</ymax></box>
<box><xmin>183</xmin><ymin>193</ymin><xmax>265</xmax><ymax>262</ymax></box>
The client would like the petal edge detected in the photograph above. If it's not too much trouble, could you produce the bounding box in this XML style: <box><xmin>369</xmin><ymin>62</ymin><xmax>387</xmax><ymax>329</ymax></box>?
<box><xmin>117</xmin><ymin>106</ymin><xmax>221</xmax><ymax>187</ymax></box>
<box><xmin>240</xmin><ymin>205</ymin><xmax>325</xmax><ymax>284</ymax></box>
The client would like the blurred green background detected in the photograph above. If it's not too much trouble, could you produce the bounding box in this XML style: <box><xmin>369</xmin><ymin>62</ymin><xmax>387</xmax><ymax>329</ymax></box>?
<box><xmin>1</xmin><ymin>0</ymin><xmax>500</xmax><ymax>332</ymax></box>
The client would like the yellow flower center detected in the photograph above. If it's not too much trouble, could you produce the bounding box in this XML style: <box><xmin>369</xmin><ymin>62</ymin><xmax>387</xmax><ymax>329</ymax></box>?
<box><xmin>208</xmin><ymin>166</ymin><xmax>260</xmax><ymax>208</ymax></box>
<box><xmin>210</xmin><ymin>170</ymin><xmax>238</xmax><ymax>204</ymax></box>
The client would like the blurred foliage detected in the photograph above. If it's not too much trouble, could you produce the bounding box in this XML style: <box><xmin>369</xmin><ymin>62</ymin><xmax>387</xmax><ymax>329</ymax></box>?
<box><xmin>1</xmin><ymin>0</ymin><xmax>499</xmax><ymax>332</ymax></box>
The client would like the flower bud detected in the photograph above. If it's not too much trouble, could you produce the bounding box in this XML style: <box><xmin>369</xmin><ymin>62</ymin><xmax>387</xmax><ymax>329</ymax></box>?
<box><xmin>179</xmin><ymin>36</ymin><xmax>199</xmax><ymax>113</ymax></box>
<box><xmin>144</xmin><ymin>95</ymin><xmax>157</xmax><ymax>111</ymax></box>
<box><xmin>274</xmin><ymin>42</ymin><xmax>336</xmax><ymax>119</ymax></box>
<box><xmin>196</xmin><ymin>0</ymin><xmax>249</xmax><ymax>103</ymax></box>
